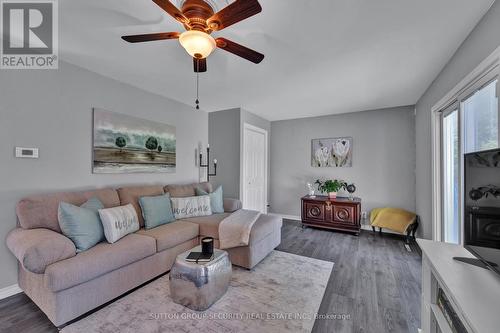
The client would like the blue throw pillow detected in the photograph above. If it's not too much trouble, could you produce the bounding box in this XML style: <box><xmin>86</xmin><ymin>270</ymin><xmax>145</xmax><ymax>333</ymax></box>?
<box><xmin>58</xmin><ymin>197</ymin><xmax>105</xmax><ymax>252</ymax></box>
<box><xmin>139</xmin><ymin>193</ymin><xmax>175</xmax><ymax>229</ymax></box>
<box><xmin>196</xmin><ymin>185</ymin><xmax>224</xmax><ymax>214</ymax></box>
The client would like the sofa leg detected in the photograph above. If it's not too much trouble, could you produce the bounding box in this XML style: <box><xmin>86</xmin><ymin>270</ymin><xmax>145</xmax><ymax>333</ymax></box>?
<box><xmin>371</xmin><ymin>226</ymin><xmax>375</xmax><ymax>232</ymax></box>
<box><xmin>379</xmin><ymin>227</ymin><xmax>382</xmax><ymax>234</ymax></box>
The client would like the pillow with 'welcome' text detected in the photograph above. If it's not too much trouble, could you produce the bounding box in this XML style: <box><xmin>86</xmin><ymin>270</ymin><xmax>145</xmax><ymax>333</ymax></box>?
<box><xmin>170</xmin><ymin>195</ymin><xmax>212</xmax><ymax>219</ymax></box>
<box><xmin>98</xmin><ymin>204</ymin><xmax>139</xmax><ymax>243</ymax></box>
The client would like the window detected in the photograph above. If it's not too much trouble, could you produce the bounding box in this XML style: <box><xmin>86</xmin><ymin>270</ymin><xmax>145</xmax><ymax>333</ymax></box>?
<box><xmin>463</xmin><ymin>79</ymin><xmax>499</xmax><ymax>153</ymax></box>
<box><xmin>438</xmin><ymin>75</ymin><xmax>498</xmax><ymax>244</ymax></box>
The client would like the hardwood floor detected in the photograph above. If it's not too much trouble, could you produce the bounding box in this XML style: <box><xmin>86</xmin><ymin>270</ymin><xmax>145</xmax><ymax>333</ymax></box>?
<box><xmin>0</xmin><ymin>292</ymin><xmax>57</xmax><ymax>333</ymax></box>
<box><xmin>0</xmin><ymin>219</ymin><xmax>421</xmax><ymax>333</ymax></box>
<box><xmin>277</xmin><ymin>220</ymin><xmax>421</xmax><ymax>333</ymax></box>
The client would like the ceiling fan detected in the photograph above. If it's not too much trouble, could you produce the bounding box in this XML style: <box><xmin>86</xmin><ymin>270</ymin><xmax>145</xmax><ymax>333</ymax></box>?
<box><xmin>121</xmin><ymin>0</ymin><xmax>265</xmax><ymax>73</ymax></box>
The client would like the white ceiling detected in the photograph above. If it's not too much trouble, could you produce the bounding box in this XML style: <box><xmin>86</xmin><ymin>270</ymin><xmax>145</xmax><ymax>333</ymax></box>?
<box><xmin>59</xmin><ymin>0</ymin><xmax>495</xmax><ymax>121</ymax></box>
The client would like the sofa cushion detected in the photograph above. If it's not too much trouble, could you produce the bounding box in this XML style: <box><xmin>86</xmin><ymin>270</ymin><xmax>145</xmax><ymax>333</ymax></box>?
<box><xmin>165</xmin><ymin>182</ymin><xmax>212</xmax><ymax>198</ymax></box>
<box><xmin>6</xmin><ymin>228</ymin><xmax>76</xmax><ymax>274</ymax></box>
<box><xmin>183</xmin><ymin>213</ymin><xmax>282</xmax><ymax>244</ymax></box>
<box><xmin>58</xmin><ymin>197</ymin><xmax>105</xmax><ymax>252</ymax></box>
<box><xmin>182</xmin><ymin>213</ymin><xmax>231</xmax><ymax>239</ymax></box>
<box><xmin>196</xmin><ymin>185</ymin><xmax>224</xmax><ymax>213</ymax></box>
<box><xmin>17</xmin><ymin>188</ymin><xmax>120</xmax><ymax>232</ymax></box>
<box><xmin>44</xmin><ymin>233</ymin><xmax>155</xmax><ymax>292</ymax></box>
<box><xmin>223</xmin><ymin>198</ymin><xmax>242</xmax><ymax>213</ymax></box>
<box><xmin>117</xmin><ymin>185</ymin><xmax>165</xmax><ymax>227</ymax></box>
<box><xmin>139</xmin><ymin>194</ymin><xmax>175</xmax><ymax>229</ymax></box>
<box><xmin>136</xmin><ymin>221</ymin><xmax>199</xmax><ymax>252</ymax></box>
<box><xmin>247</xmin><ymin>214</ymin><xmax>283</xmax><ymax>243</ymax></box>
<box><xmin>171</xmin><ymin>195</ymin><xmax>212</xmax><ymax>219</ymax></box>
<box><xmin>99</xmin><ymin>204</ymin><xmax>140</xmax><ymax>244</ymax></box>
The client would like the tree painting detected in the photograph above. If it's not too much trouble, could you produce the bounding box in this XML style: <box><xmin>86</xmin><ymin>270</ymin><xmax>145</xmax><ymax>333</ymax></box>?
<box><xmin>145</xmin><ymin>137</ymin><xmax>159</xmax><ymax>160</ymax></box>
<box><xmin>115</xmin><ymin>137</ymin><xmax>126</xmax><ymax>152</ymax></box>
<box><xmin>93</xmin><ymin>108</ymin><xmax>176</xmax><ymax>174</ymax></box>
<box><xmin>145</xmin><ymin>137</ymin><xmax>158</xmax><ymax>151</ymax></box>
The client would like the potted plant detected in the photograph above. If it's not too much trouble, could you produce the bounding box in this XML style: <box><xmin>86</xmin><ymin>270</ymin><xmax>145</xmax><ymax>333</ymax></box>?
<box><xmin>315</xmin><ymin>179</ymin><xmax>347</xmax><ymax>198</ymax></box>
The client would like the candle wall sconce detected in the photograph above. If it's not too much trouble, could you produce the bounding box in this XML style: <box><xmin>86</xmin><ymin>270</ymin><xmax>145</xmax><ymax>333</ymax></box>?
<box><xmin>199</xmin><ymin>144</ymin><xmax>217</xmax><ymax>181</ymax></box>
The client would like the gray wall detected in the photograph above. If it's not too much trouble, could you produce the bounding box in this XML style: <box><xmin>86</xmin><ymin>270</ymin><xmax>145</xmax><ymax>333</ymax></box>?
<box><xmin>415</xmin><ymin>0</ymin><xmax>500</xmax><ymax>239</ymax></box>
<box><xmin>0</xmin><ymin>61</ymin><xmax>208</xmax><ymax>289</ymax></box>
<box><xmin>270</xmin><ymin>106</ymin><xmax>416</xmax><ymax>220</ymax></box>
<box><xmin>209</xmin><ymin>108</ymin><xmax>271</xmax><ymax>202</ymax></box>
<box><xmin>208</xmin><ymin>109</ymin><xmax>241</xmax><ymax>198</ymax></box>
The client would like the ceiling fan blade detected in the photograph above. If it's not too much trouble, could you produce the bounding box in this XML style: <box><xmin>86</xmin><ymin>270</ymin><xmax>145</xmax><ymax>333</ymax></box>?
<box><xmin>121</xmin><ymin>32</ymin><xmax>180</xmax><ymax>43</ymax></box>
<box><xmin>216</xmin><ymin>38</ymin><xmax>264</xmax><ymax>64</ymax></box>
<box><xmin>193</xmin><ymin>57</ymin><xmax>207</xmax><ymax>72</ymax></box>
<box><xmin>207</xmin><ymin>0</ymin><xmax>262</xmax><ymax>31</ymax></box>
<box><xmin>152</xmin><ymin>0</ymin><xmax>189</xmax><ymax>24</ymax></box>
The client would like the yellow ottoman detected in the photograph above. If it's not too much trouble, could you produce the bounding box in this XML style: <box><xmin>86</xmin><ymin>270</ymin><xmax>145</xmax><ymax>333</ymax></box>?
<box><xmin>370</xmin><ymin>207</ymin><xmax>418</xmax><ymax>246</ymax></box>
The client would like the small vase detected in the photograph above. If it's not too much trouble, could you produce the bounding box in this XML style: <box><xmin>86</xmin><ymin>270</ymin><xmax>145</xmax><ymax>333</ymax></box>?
<box><xmin>328</xmin><ymin>192</ymin><xmax>337</xmax><ymax>198</ymax></box>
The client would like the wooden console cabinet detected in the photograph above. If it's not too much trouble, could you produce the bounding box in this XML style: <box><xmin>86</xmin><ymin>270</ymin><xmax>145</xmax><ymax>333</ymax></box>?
<box><xmin>301</xmin><ymin>195</ymin><xmax>361</xmax><ymax>235</ymax></box>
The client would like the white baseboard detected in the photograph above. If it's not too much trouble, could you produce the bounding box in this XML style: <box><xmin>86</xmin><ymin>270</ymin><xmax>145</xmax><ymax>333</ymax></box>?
<box><xmin>269</xmin><ymin>213</ymin><xmax>301</xmax><ymax>221</ymax></box>
<box><xmin>0</xmin><ymin>284</ymin><xmax>22</xmax><ymax>300</ymax></box>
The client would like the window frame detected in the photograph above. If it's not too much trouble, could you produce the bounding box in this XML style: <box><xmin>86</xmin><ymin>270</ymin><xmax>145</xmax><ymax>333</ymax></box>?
<box><xmin>431</xmin><ymin>46</ymin><xmax>500</xmax><ymax>243</ymax></box>
<box><xmin>440</xmin><ymin>104</ymin><xmax>460</xmax><ymax>244</ymax></box>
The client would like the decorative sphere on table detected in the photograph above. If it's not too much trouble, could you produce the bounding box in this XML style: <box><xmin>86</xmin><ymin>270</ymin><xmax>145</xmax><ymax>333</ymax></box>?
<box><xmin>346</xmin><ymin>184</ymin><xmax>356</xmax><ymax>194</ymax></box>
<box><xmin>346</xmin><ymin>184</ymin><xmax>356</xmax><ymax>199</ymax></box>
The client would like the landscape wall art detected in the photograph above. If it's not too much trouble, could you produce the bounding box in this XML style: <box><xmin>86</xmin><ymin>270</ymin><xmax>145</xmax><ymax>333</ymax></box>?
<box><xmin>93</xmin><ymin>108</ymin><xmax>176</xmax><ymax>174</ymax></box>
<box><xmin>311</xmin><ymin>137</ymin><xmax>353</xmax><ymax>167</ymax></box>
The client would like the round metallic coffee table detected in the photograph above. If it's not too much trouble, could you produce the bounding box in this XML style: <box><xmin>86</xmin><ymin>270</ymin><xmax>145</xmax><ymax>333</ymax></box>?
<box><xmin>169</xmin><ymin>245</ymin><xmax>232</xmax><ymax>311</ymax></box>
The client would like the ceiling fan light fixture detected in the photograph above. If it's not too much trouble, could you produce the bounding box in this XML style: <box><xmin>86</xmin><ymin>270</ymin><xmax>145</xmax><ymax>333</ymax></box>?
<box><xmin>179</xmin><ymin>30</ymin><xmax>216</xmax><ymax>59</ymax></box>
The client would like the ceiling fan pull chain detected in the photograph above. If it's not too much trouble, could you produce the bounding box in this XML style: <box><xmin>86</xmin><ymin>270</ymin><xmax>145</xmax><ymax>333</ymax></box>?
<box><xmin>195</xmin><ymin>71</ymin><xmax>200</xmax><ymax>110</ymax></box>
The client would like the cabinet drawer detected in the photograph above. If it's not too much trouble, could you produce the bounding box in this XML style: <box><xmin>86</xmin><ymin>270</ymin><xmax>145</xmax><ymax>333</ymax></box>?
<box><xmin>333</xmin><ymin>205</ymin><xmax>355</xmax><ymax>224</ymax></box>
<box><xmin>304</xmin><ymin>202</ymin><xmax>326</xmax><ymax>221</ymax></box>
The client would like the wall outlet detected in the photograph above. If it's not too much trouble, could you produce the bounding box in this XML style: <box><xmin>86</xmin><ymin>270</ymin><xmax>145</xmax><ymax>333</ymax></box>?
<box><xmin>361</xmin><ymin>211</ymin><xmax>367</xmax><ymax>220</ymax></box>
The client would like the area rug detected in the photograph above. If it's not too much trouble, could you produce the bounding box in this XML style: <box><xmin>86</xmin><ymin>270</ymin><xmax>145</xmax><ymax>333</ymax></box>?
<box><xmin>62</xmin><ymin>251</ymin><xmax>333</xmax><ymax>333</ymax></box>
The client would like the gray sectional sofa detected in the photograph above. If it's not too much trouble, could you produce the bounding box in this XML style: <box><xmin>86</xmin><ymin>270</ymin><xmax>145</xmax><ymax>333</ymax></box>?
<box><xmin>6</xmin><ymin>182</ymin><xmax>282</xmax><ymax>327</ymax></box>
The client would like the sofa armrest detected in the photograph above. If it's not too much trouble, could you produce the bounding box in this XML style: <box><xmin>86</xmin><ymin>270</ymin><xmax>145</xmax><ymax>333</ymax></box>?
<box><xmin>223</xmin><ymin>198</ymin><xmax>242</xmax><ymax>213</ymax></box>
<box><xmin>6</xmin><ymin>228</ymin><xmax>76</xmax><ymax>274</ymax></box>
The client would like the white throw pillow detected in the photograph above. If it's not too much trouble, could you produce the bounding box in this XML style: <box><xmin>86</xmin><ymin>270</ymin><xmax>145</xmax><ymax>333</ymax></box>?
<box><xmin>98</xmin><ymin>204</ymin><xmax>139</xmax><ymax>243</ymax></box>
<box><xmin>171</xmin><ymin>195</ymin><xmax>212</xmax><ymax>219</ymax></box>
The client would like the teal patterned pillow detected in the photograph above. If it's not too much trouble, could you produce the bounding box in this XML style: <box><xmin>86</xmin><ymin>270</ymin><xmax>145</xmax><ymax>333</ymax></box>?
<box><xmin>139</xmin><ymin>193</ymin><xmax>175</xmax><ymax>229</ymax></box>
<box><xmin>58</xmin><ymin>197</ymin><xmax>105</xmax><ymax>252</ymax></box>
<box><xmin>196</xmin><ymin>185</ymin><xmax>224</xmax><ymax>214</ymax></box>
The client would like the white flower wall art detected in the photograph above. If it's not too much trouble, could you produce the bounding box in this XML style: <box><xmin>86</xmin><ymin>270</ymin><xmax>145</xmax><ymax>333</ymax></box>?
<box><xmin>311</xmin><ymin>137</ymin><xmax>353</xmax><ymax>167</ymax></box>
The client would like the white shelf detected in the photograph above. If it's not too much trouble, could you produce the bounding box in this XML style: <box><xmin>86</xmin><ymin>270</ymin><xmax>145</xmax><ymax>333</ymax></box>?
<box><xmin>418</xmin><ymin>239</ymin><xmax>500</xmax><ymax>333</ymax></box>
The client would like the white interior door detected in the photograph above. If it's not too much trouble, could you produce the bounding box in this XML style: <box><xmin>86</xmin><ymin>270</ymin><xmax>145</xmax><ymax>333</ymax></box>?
<box><xmin>242</xmin><ymin>123</ymin><xmax>268</xmax><ymax>213</ymax></box>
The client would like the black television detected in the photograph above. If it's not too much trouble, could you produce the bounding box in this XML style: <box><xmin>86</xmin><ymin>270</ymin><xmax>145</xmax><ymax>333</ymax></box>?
<box><xmin>460</xmin><ymin>148</ymin><xmax>500</xmax><ymax>275</ymax></box>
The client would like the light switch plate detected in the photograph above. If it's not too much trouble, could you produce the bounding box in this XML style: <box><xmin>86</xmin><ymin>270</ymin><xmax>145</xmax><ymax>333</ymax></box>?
<box><xmin>15</xmin><ymin>147</ymin><xmax>39</xmax><ymax>158</ymax></box>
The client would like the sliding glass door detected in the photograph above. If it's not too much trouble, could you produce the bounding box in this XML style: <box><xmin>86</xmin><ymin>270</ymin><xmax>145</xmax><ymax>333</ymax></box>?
<box><xmin>439</xmin><ymin>78</ymin><xmax>499</xmax><ymax>244</ymax></box>
<box><xmin>442</xmin><ymin>108</ymin><xmax>460</xmax><ymax>244</ymax></box>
